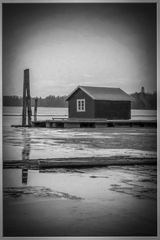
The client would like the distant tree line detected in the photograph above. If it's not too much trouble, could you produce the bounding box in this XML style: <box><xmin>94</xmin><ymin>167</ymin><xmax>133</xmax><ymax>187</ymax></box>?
<box><xmin>3</xmin><ymin>91</ymin><xmax>157</xmax><ymax>109</ymax></box>
<box><xmin>36</xmin><ymin>95</ymin><xmax>68</xmax><ymax>107</ymax></box>
<box><xmin>3</xmin><ymin>95</ymin><xmax>68</xmax><ymax>108</ymax></box>
<box><xmin>131</xmin><ymin>91</ymin><xmax>157</xmax><ymax>110</ymax></box>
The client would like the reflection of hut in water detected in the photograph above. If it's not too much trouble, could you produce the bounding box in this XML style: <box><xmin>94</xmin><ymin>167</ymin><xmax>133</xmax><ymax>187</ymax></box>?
<box><xmin>21</xmin><ymin>129</ymin><xmax>31</xmax><ymax>185</ymax></box>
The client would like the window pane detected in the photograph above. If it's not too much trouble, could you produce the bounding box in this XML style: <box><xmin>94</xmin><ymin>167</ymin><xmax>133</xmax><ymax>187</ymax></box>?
<box><xmin>77</xmin><ymin>99</ymin><xmax>85</xmax><ymax>111</ymax></box>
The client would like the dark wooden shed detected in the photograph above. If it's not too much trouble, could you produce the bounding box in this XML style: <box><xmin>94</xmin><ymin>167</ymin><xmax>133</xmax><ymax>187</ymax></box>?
<box><xmin>66</xmin><ymin>86</ymin><xmax>133</xmax><ymax>120</ymax></box>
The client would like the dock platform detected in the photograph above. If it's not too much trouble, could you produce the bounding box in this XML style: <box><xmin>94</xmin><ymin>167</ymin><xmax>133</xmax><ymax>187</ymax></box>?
<box><xmin>29</xmin><ymin>118</ymin><xmax>157</xmax><ymax>128</ymax></box>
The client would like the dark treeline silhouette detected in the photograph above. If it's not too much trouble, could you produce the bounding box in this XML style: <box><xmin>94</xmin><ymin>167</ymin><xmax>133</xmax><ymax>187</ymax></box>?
<box><xmin>37</xmin><ymin>95</ymin><xmax>68</xmax><ymax>107</ymax></box>
<box><xmin>3</xmin><ymin>90</ymin><xmax>157</xmax><ymax>109</ymax></box>
<box><xmin>3</xmin><ymin>95</ymin><xmax>68</xmax><ymax>108</ymax></box>
<box><xmin>131</xmin><ymin>91</ymin><xmax>157</xmax><ymax>110</ymax></box>
<box><xmin>3</xmin><ymin>95</ymin><xmax>23</xmax><ymax>106</ymax></box>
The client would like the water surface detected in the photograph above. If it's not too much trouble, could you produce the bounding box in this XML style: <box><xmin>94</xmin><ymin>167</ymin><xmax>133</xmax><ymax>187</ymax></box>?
<box><xmin>3</xmin><ymin>165</ymin><xmax>157</xmax><ymax>236</ymax></box>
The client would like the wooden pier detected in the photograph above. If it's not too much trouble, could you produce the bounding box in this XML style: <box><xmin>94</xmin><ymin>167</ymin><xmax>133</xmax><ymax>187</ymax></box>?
<box><xmin>31</xmin><ymin>118</ymin><xmax>157</xmax><ymax>128</ymax></box>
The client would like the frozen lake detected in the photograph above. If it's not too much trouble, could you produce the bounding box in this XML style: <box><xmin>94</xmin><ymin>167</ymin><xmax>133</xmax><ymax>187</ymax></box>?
<box><xmin>3</xmin><ymin>125</ymin><xmax>157</xmax><ymax>161</ymax></box>
<box><xmin>3</xmin><ymin>107</ymin><xmax>157</xmax><ymax>123</ymax></box>
<box><xmin>3</xmin><ymin>107</ymin><xmax>157</xmax><ymax>161</ymax></box>
<box><xmin>3</xmin><ymin>107</ymin><xmax>157</xmax><ymax>236</ymax></box>
<box><xmin>3</xmin><ymin>165</ymin><xmax>157</xmax><ymax>236</ymax></box>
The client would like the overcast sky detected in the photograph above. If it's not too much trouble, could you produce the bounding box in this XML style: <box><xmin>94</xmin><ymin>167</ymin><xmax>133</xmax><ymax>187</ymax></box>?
<box><xmin>3</xmin><ymin>3</ymin><xmax>156</xmax><ymax>97</ymax></box>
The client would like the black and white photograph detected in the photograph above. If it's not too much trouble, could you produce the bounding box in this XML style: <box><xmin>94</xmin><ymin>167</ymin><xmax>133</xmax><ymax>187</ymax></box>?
<box><xmin>2</xmin><ymin>1</ymin><xmax>158</xmax><ymax>237</ymax></box>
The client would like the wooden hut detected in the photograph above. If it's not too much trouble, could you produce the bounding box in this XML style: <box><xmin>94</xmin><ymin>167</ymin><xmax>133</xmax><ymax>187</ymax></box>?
<box><xmin>66</xmin><ymin>86</ymin><xmax>133</xmax><ymax>119</ymax></box>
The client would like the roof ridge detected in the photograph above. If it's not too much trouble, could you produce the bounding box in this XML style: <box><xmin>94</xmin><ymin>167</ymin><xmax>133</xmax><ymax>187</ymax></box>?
<box><xmin>66</xmin><ymin>85</ymin><xmax>133</xmax><ymax>101</ymax></box>
<box><xmin>80</xmin><ymin>85</ymin><xmax>120</xmax><ymax>89</ymax></box>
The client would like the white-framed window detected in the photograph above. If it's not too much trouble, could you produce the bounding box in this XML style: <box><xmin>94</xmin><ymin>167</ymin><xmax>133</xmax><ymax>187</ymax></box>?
<box><xmin>77</xmin><ymin>99</ymin><xmax>85</xmax><ymax>112</ymax></box>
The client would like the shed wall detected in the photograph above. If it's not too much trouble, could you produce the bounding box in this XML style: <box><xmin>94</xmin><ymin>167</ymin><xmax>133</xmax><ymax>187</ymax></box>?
<box><xmin>68</xmin><ymin>88</ymin><xmax>95</xmax><ymax>118</ymax></box>
<box><xmin>95</xmin><ymin>100</ymin><xmax>131</xmax><ymax>119</ymax></box>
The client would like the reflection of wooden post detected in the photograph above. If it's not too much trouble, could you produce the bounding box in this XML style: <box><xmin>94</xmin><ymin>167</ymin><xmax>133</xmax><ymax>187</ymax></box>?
<box><xmin>22</xmin><ymin>69</ymin><xmax>32</xmax><ymax>126</ymax></box>
<box><xmin>34</xmin><ymin>97</ymin><xmax>38</xmax><ymax>122</ymax></box>
<box><xmin>22</xmin><ymin>129</ymin><xmax>30</xmax><ymax>185</ymax></box>
<box><xmin>22</xmin><ymin>168</ymin><xmax>28</xmax><ymax>185</ymax></box>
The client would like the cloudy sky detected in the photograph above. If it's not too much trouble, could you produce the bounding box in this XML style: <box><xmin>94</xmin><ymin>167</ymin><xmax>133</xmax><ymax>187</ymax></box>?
<box><xmin>3</xmin><ymin>3</ymin><xmax>156</xmax><ymax>97</ymax></box>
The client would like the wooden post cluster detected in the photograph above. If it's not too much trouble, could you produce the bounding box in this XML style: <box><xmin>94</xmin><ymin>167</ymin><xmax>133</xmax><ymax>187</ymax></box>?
<box><xmin>22</xmin><ymin>69</ymin><xmax>32</xmax><ymax>126</ymax></box>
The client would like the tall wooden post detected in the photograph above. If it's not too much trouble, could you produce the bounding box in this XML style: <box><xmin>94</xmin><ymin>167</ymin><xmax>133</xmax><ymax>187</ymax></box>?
<box><xmin>26</xmin><ymin>70</ymin><xmax>32</xmax><ymax>126</ymax></box>
<box><xmin>34</xmin><ymin>97</ymin><xmax>38</xmax><ymax>122</ymax></box>
<box><xmin>22</xmin><ymin>72</ymin><xmax>27</xmax><ymax>126</ymax></box>
<box><xmin>22</xmin><ymin>69</ymin><xmax>32</xmax><ymax>126</ymax></box>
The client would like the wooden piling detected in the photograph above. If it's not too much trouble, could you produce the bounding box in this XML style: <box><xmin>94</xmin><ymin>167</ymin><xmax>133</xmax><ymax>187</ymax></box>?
<box><xmin>22</xmin><ymin>69</ymin><xmax>32</xmax><ymax>126</ymax></box>
<box><xmin>26</xmin><ymin>71</ymin><xmax>32</xmax><ymax>126</ymax></box>
<box><xmin>22</xmin><ymin>72</ymin><xmax>27</xmax><ymax>126</ymax></box>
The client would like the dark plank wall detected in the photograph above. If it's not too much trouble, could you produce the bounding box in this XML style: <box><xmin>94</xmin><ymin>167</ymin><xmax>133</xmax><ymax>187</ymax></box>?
<box><xmin>95</xmin><ymin>100</ymin><xmax>131</xmax><ymax>119</ymax></box>
<box><xmin>68</xmin><ymin>88</ymin><xmax>95</xmax><ymax>118</ymax></box>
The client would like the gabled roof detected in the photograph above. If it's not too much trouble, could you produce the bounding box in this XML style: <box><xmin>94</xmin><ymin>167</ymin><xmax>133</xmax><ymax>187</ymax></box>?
<box><xmin>66</xmin><ymin>86</ymin><xmax>133</xmax><ymax>101</ymax></box>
